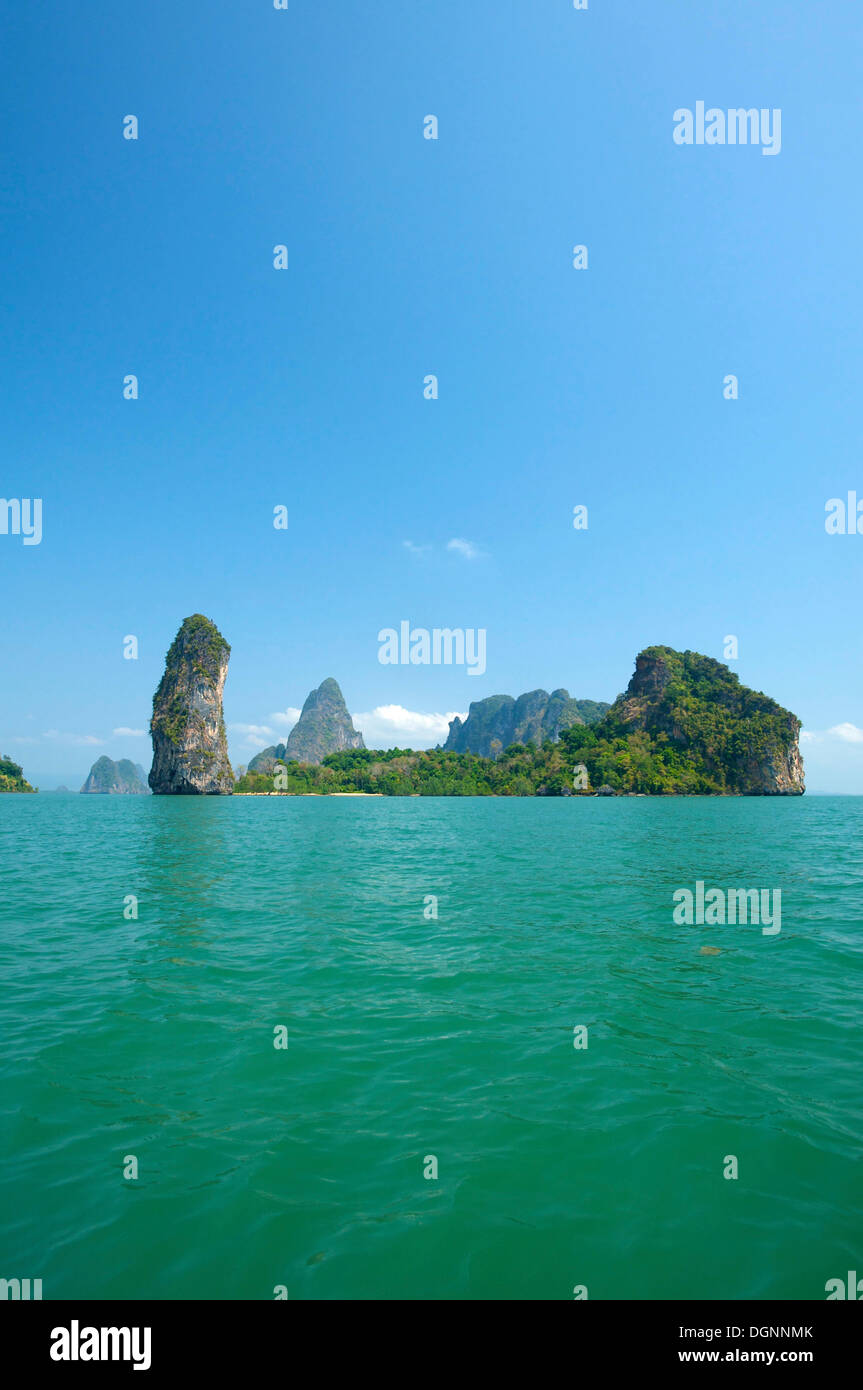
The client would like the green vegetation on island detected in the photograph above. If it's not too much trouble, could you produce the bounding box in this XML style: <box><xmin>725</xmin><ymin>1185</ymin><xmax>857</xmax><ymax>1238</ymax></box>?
<box><xmin>565</xmin><ymin>646</ymin><xmax>804</xmax><ymax>796</ymax></box>
<box><xmin>236</xmin><ymin>743</ymin><xmax>572</xmax><ymax>796</ymax></box>
<box><xmin>0</xmin><ymin>754</ymin><xmax>36</xmax><ymax>793</ymax></box>
<box><xmin>234</xmin><ymin>647</ymin><xmax>804</xmax><ymax>797</ymax></box>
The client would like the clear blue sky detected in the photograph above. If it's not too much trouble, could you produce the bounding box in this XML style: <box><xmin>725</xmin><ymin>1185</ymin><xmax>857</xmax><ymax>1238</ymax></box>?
<box><xmin>2</xmin><ymin>1</ymin><xmax>862</xmax><ymax>789</ymax></box>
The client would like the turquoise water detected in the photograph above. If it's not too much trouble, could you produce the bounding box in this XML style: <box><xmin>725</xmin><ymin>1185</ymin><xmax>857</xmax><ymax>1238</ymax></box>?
<box><xmin>1</xmin><ymin>795</ymin><xmax>860</xmax><ymax>1300</ymax></box>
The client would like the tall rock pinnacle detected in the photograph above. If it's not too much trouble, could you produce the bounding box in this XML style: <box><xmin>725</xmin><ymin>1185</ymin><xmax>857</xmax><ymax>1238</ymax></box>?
<box><xmin>284</xmin><ymin>678</ymin><xmax>365</xmax><ymax>764</ymax></box>
<box><xmin>148</xmin><ymin>614</ymin><xmax>234</xmax><ymax>794</ymax></box>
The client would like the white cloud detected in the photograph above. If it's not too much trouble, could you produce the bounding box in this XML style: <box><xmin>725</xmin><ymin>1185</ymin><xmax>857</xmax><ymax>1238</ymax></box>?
<box><xmin>270</xmin><ymin>708</ymin><xmax>301</xmax><ymax>730</ymax></box>
<box><xmin>43</xmin><ymin>731</ymin><xmax>104</xmax><ymax>747</ymax></box>
<box><xmin>446</xmin><ymin>537</ymin><xmax>484</xmax><ymax>560</ymax></box>
<box><xmin>828</xmin><ymin>722</ymin><xmax>863</xmax><ymax>743</ymax></box>
<box><xmin>113</xmin><ymin>727</ymin><xmax>145</xmax><ymax>737</ymax></box>
<box><xmin>801</xmin><ymin>723</ymin><xmax>863</xmax><ymax>746</ymax></box>
<box><xmin>403</xmin><ymin>538</ymin><xmax>487</xmax><ymax>560</ymax></box>
<box><xmin>352</xmin><ymin>705</ymin><xmax>467</xmax><ymax>748</ymax></box>
<box><xmin>229</xmin><ymin>705</ymin><xmax>467</xmax><ymax>753</ymax></box>
<box><xmin>229</xmin><ymin>722</ymin><xmax>278</xmax><ymax>750</ymax></box>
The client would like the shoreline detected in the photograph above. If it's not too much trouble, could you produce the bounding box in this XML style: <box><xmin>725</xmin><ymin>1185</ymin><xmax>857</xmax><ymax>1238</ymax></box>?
<box><xmin>234</xmin><ymin>790</ymin><xmax>385</xmax><ymax>797</ymax></box>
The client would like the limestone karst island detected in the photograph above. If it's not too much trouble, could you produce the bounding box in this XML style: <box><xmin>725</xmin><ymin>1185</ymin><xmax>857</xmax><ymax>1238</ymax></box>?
<box><xmin>1</xmin><ymin>612</ymin><xmax>807</xmax><ymax>799</ymax></box>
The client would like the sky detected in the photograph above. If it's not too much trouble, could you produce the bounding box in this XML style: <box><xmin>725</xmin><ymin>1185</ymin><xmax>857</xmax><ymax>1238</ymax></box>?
<box><xmin>2</xmin><ymin>1</ymin><xmax>862</xmax><ymax>789</ymax></box>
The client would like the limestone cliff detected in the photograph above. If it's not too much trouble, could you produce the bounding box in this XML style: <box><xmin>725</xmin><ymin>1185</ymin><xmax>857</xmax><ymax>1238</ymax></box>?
<box><xmin>445</xmin><ymin>689</ymin><xmax>609</xmax><ymax>757</ymax></box>
<box><xmin>247</xmin><ymin>678</ymin><xmax>364</xmax><ymax>771</ymax></box>
<box><xmin>148</xmin><ymin>614</ymin><xmax>233</xmax><ymax>794</ymax></box>
<box><xmin>285</xmin><ymin>678</ymin><xmax>364</xmax><ymax>763</ymax></box>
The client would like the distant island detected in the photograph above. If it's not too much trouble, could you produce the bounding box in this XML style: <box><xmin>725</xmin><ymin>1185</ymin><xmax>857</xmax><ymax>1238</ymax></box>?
<box><xmin>80</xmin><ymin>757</ymin><xmax>150</xmax><ymax>795</ymax></box>
<box><xmin>2</xmin><ymin>617</ymin><xmax>806</xmax><ymax>798</ymax></box>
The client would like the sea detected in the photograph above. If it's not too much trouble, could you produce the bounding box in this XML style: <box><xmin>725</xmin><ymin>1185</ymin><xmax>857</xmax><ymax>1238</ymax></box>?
<box><xmin>1</xmin><ymin>794</ymin><xmax>860</xmax><ymax>1300</ymax></box>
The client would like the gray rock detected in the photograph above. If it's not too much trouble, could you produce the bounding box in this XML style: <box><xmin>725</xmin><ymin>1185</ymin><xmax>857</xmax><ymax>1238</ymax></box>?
<box><xmin>445</xmin><ymin>689</ymin><xmax>609</xmax><ymax>756</ymax></box>
<box><xmin>148</xmin><ymin>615</ymin><xmax>233</xmax><ymax>794</ymax></box>
<box><xmin>81</xmin><ymin>756</ymin><xmax>149</xmax><ymax>794</ymax></box>
<box><xmin>283</xmin><ymin>679</ymin><xmax>364</xmax><ymax>764</ymax></box>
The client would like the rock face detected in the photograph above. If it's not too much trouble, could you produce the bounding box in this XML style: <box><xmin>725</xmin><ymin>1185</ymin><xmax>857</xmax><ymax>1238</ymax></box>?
<box><xmin>248</xmin><ymin>678</ymin><xmax>364</xmax><ymax>770</ymax></box>
<box><xmin>148</xmin><ymin>615</ymin><xmax>234</xmax><ymax>795</ymax></box>
<box><xmin>602</xmin><ymin>646</ymin><xmax>805</xmax><ymax>795</ymax></box>
<box><xmin>81</xmin><ymin>756</ymin><xmax>149</xmax><ymax>794</ymax></box>
<box><xmin>445</xmin><ymin>689</ymin><xmax>609</xmax><ymax>757</ymax></box>
<box><xmin>246</xmin><ymin>744</ymin><xmax>281</xmax><ymax>775</ymax></box>
<box><xmin>0</xmin><ymin>754</ymin><xmax>36</xmax><ymax>793</ymax></box>
<box><xmin>286</xmin><ymin>677</ymin><xmax>364</xmax><ymax>763</ymax></box>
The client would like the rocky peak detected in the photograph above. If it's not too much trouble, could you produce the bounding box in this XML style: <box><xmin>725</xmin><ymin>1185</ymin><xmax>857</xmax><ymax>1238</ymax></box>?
<box><xmin>148</xmin><ymin>614</ymin><xmax>234</xmax><ymax>794</ymax></box>
<box><xmin>626</xmin><ymin>648</ymin><xmax>676</xmax><ymax>700</ymax></box>
<box><xmin>283</xmin><ymin>678</ymin><xmax>365</xmax><ymax>764</ymax></box>
<box><xmin>444</xmin><ymin>689</ymin><xmax>607</xmax><ymax>756</ymax></box>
